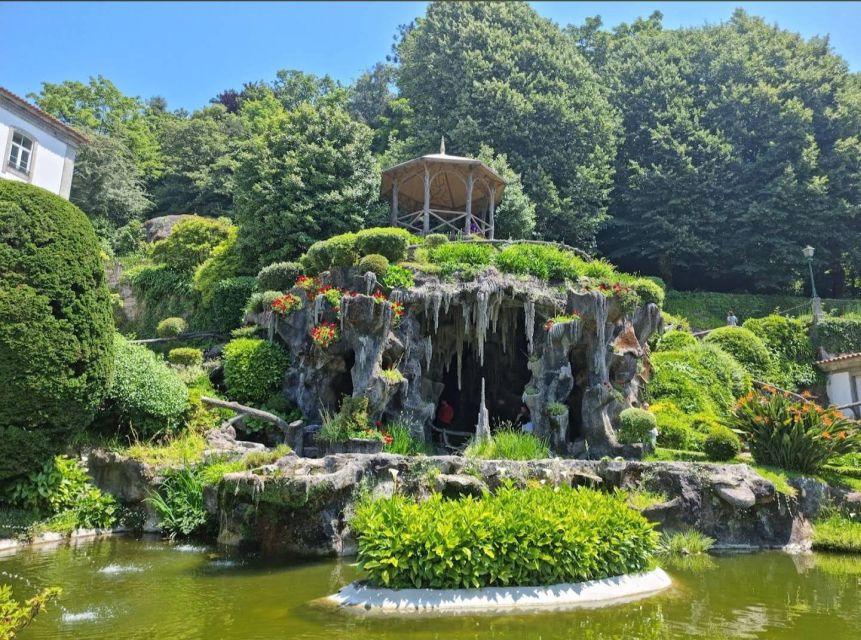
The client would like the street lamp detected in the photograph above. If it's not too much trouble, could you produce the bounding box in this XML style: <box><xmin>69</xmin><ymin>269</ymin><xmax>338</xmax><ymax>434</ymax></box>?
<box><xmin>802</xmin><ymin>245</ymin><xmax>818</xmax><ymax>299</ymax></box>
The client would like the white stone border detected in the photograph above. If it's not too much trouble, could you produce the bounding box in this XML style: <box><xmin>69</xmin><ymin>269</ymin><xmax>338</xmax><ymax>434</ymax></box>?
<box><xmin>328</xmin><ymin>568</ymin><xmax>671</xmax><ymax>614</ymax></box>
<box><xmin>0</xmin><ymin>528</ymin><xmax>114</xmax><ymax>555</ymax></box>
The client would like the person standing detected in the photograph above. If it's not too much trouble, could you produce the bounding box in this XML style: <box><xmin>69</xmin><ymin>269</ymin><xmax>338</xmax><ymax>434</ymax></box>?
<box><xmin>436</xmin><ymin>399</ymin><xmax>454</xmax><ymax>428</ymax></box>
<box><xmin>726</xmin><ymin>310</ymin><xmax>739</xmax><ymax>326</ymax></box>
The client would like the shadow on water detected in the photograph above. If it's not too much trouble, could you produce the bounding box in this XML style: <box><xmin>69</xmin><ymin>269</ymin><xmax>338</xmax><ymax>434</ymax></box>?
<box><xmin>3</xmin><ymin>537</ymin><xmax>861</xmax><ymax>640</ymax></box>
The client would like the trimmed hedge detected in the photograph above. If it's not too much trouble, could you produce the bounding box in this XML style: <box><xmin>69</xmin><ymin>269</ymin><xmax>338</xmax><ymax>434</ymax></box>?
<box><xmin>0</xmin><ymin>181</ymin><xmax>114</xmax><ymax>479</ymax></box>
<box><xmin>703</xmin><ymin>326</ymin><xmax>771</xmax><ymax>379</ymax></box>
<box><xmin>156</xmin><ymin>317</ymin><xmax>187</xmax><ymax>338</ymax></box>
<box><xmin>150</xmin><ymin>216</ymin><xmax>233</xmax><ymax>272</ymax></box>
<box><xmin>357</xmin><ymin>253</ymin><xmax>390</xmax><ymax>278</ymax></box>
<box><xmin>352</xmin><ymin>485</ymin><xmax>657</xmax><ymax>589</ymax></box>
<box><xmin>210</xmin><ymin>276</ymin><xmax>257</xmax><ymax>333</ymax></box>
<box><xmin>657</xmin><ymin>330</ymin><xmax>696</xmax><ymax>351</ymax></box>
<box><xmin>425</xmin><ymin>233</ymin><xmax>449</xmax><ymax>249</ymax></box>
<box><xmin>617</xmin><ymin>408</ymin><xmax>656</xmax><ymax>444</ymax></box>
<box><xmin>256</xmin><ymin>261</ymin><xmax>303</xmax><ymax>292</ymax></box>
<box><xmin>303</xmin><ymin>232</ymin><xmax>359</xmax><ymax>273</ymax></box>
<box><xmin>168</xmin><ymin>347</ymin><xmax>204</xmax><ymax>367</ymax></box>
<box><xmin>703</xmin><ymin>426</ymin><xmax>740</xmax><ymax>461</ymax></box>
<box><xmin>223</xmin><ymin>338</ymin><xmax>289</xmax><ymax>404</ymax></box>
<box><xmin>355</xmin><ymin>227</ymin><xmax>411</xmax><ymax>262</ymax></box>
<box><xmin>104</xmin><ymin>335</ymin><xmax>189</xmax><ymax>437</ymax></box>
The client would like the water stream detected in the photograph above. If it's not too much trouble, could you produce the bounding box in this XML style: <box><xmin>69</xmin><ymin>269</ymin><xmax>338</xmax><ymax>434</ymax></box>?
<box><xmin>6</xmin><ymin>536</ymin><xmax>861</xmax><ymax>639</ymax></box>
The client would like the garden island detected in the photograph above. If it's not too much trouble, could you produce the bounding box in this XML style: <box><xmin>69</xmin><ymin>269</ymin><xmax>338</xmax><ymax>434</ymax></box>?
<box><xmin>3</xmin><ymin>2</ymin><xmax>861</xmax><ymax>638</ymax></box>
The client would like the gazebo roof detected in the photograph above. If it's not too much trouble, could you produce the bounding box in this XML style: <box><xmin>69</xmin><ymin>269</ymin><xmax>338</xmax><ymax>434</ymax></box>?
<box><xmin>380</xmin><ymin>144</ymin><xmax>506</xmax><ymax>211</ymax></box>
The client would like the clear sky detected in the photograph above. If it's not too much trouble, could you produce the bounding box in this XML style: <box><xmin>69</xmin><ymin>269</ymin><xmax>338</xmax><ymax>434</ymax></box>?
<box><xmin>2</xmin><ymin>1</ymin><xmax>859</xmax><ymax>112</ymax></box>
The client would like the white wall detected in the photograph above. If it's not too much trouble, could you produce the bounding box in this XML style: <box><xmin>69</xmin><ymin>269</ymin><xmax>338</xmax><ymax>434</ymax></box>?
<box><xmin>826</xmin><ymin>370</ymin><xmax>856</xmax><ymax>417</ymax></box>
<box><xmin>0</xmin><ymin>104</ymin><xmax>74</xmax><ymax>197</ymax></box>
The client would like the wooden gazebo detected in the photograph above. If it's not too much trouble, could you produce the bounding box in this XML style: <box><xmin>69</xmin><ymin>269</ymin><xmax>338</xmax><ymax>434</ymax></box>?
<box><xmin>380</xmin><ymin>140</ymin><xmax>506</xmax><ymax>239</ymax></box>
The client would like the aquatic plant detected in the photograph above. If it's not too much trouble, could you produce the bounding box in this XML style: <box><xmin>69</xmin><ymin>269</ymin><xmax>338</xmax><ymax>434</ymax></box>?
<box><xmin>147</xmin><ymin>464</ymin><xmax>209</xmax><ymax>539</ymax></box>
<box><xmin>657</xmin><ymin>530</ymin><xmax>715</xmax><ymax>557</ymax></box>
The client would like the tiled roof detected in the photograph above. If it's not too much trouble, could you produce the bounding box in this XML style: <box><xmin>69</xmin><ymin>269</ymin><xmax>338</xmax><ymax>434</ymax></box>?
<box><xmin>0</xmin><ymin>87</ymin><xmax>89</xmax><ymax>146</ymax></box>
<box><xmin>816</xmin><ymin>352</ymin><xmax>861</xmax><ymax>366</ymax></box>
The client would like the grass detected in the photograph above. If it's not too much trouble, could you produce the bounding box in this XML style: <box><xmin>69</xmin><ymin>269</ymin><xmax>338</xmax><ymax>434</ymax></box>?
<box><xmin>626</xmin><ymin>488</ymin><xmax>669</xmax><ymax>510</ymax></box>
<box><xmin>657</xmin><ymin>530</ymin><xmax>715</xmax><ymax>556</ymax></box>
<box><xmin>747</xmin><ymin>465</ymin><xmax>799</xmax><ymax>497</ymax></box>
<box><xmin>813</xmin><ymin>512</ymin><xmax>861</xmax><ymax>553</ymax></box>
<box><xmin>464</xmin><ymin>429</ymin><xmax>550</xmax><ymax>461</ymax></box>
<box><xmin>645</xmin><ymin>447</ymin><xmax>710</xmax><ymax>463</ymax></box>
<box><xmin>383</xmin><ymin>422</ymin><xmax>433</xmax><ymax>456</ymax></box>
<box><xmin>124</xmin><ymin>431</ymin><xmax>206</xmax><ymax>467</ymax></box>
<box><xmin>199</xmin><ymin>445</ymin><xmax>293</xmax><ymax>486</ymax></box>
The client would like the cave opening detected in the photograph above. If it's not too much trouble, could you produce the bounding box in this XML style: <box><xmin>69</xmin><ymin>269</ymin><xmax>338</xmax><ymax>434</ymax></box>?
<box><xmin>566</xmin><ymin>345</ymin><xmax>588</xmax><ymax>440</ymax></box>
<box><xmin>332</xmin><ymin>350</ymin><xmax>355</xmax><ymax>410</ymax></box>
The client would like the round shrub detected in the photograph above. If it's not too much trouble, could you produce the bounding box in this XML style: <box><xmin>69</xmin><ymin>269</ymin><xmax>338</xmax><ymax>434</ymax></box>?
<box><xmin>150</xmin><ymin>216</ymin><xmax>233</xmax><ymax>272</ymax></box>
<box><xmin>425</xmin><ymin>233</ymin><xmax>448</xmax><ymax>249</ymax></box>
<box><xmin>358</xmin><ymin>253</ymin><xmax>390</xmax><ymax>278</ymax></box>
<box><xmin>156</xmin><ymin>317</ymin><xmax>187</xmax><ymax>338</ymax></box>
<box><xmin>631</xmin><ymin>278</ymin><xmax>665</xmax><ymax>307</ymax></box>
<box><xmin>662</xmin><ymin>312</ymin><xmax>691</xmax><ymax>333</ymax></box>
<box><xmin>168</xmin><ymin>347</ymin><xmax>204</xmax><ymax>367</ymax></box>
<box><xmin>257</xmin><ymin>261</ymin><xmax>303</xmax><ymax>292</ymax></box>
<box><xmin>658</xmin><ymin>330</ymin><xmax>697</xmax><ymax>351</ymax></box>
<box><xmin>209</xmin><ymin>276</ymin><xmax>257</xmax><ymax>333</ymax></box>
<box><xmin>355</xmin><ymin>227</ymin><xmax>411</xmax><ymax>262</ymax></box>
<box><xmin>616</xmin><ymin>408</ymin><xmax>657</xmax><ymax>444</ymax></box>
<box><xmin>245</xmin><ymin>290</ymin><xmax>284</xmax><ymax>315</ymax></box>
<box><xmin>105</xmin><ymin>335</ymin><xmax>189</xmax><ymax>437</ymax></box>
<box><xmin>193</xmin><ymin>228</ymin><xmax>246</xmax><ymax>305</ymax></box>
<box><xmin>223</xmin><ymin>338</ymin><xmax>289</xmax><ymax>404</ymax></box>
<box><xmin>303</xmin><ymin>233</ymin><xmax>358</xmax><ymax>274</ymax></box>
<box><xmin>0</xmin><ymin>181</ymin><xmax>114</xmax><ymax>479</ymax></box>
<box><xmin>651</xmin><ymin>402</ymin><xmax>704</xmax><ymax>451</ymax></box>
<box><xmin>703</xmin><ymin>426</ymin><xmax>741</xmax><ymax>461</ymax></box>
<box><xmin>704</xmin><ymin>326</ymin><xmax>771</xmax><ymax>379</ymax></box>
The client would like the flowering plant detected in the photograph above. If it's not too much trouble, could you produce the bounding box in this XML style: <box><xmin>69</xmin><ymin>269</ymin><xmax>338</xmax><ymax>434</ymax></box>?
<box><xmin>271</xmin><ymin>293</ymin><xmax>302</xmax><ymax>316</ymax></box>
<box><xmin>545</xmin><ymin>312</ymin><xmax>581</xmax><ymax>332</ymax></box>
<box><xmin>732</xmin><ymin>386</ymin><xmax>858</xmax><ymax>473</ymax></box>
<box><xmin>295</xmin><ymin>275</ymin><xmax>320</xmax><ymax>298</ymax></box>
<box><xmin>310</xmin><ymin>321</ymin><xmax>340</xmax><ymax>349</ymax></box>
<box><xmin>372</xmin><ymin>289</ymin><xmax>387</xmax><ymax>304</ymax></box>
<box><xmin>320</xmin><ymin>286</ymin><xmax>342</xmax><ymax>307</ymax></box>
<box><xmin>391</xmin><ymin>301</ymin><xmax>405</xmax><ymax>326</ymax></box>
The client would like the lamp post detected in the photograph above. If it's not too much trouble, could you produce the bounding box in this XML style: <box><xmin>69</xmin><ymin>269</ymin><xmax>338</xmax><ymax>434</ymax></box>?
<box><xmin>802</xmin><ymin>245</ymin><xmax>818</xmax><ymax>298</ymax></box>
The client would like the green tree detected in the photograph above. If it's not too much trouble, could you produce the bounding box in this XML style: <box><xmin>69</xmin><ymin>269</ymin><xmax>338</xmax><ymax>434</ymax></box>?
<box><xmin>395</xmin><ymin>2</ymin><xmax>619</xmax><ymax>249</ymax></box>
<box><xmin>476</xmin><ymin>146</ymin><xmax>535</xmax><ymax>239</ymax></box>
<box><xmin>234</xmin><ymin>96</ymin><xmax>383</xmax><ymax>268</ymax></box>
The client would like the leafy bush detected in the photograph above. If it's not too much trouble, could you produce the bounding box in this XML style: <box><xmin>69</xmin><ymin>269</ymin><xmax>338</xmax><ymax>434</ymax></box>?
<box><xmin>223</xmin><ymin>338</ymin><xmax>289</xmax><ymax>404</ymax></box>
<box><xmin>317</xmin><ymin>396</ymin><xmax>385</xmax><ymax>443</ymax></box>
<box><xmin>493</xmin><ymin>243</ymin><xmax>580</xmax><ymax>281</ymax></box>
<box><xmin>383</xmin><ymin>421</ymin><xmax>432</xmax><ymax>455</ymax></box>
<box><xmin>156</xmin><ymin>317</ymin><xmax>187</xmax><ymax>338</ymax></box>
<box><xmin>630</xmin><ymin>278</ymin><xmax>665</xmax><ymax>307</ymax></box>
<box><xmin>192</xmin><ymin>227</ymin><xmax>246</xmax><ymax>304</ymax></box>
<box><xmin>580</xmin><ymin>258</ymin><xmax>616</xmax><ymax>279</ymax></box>
<box><xmin>617</xmin><ymin>408</ymin><xmax>657</xmax><ymax>444</ymax></box>
<box><xmin>111</xmin><ymin>219</ymin><xmax>146</xmax><ymax>255</ymax></box>
<box><xmin>150</xmin><ymin>216</ymin><xmax>233</xmax><ymax>272</ymax></box>
<box><xmin>425</xmin><ymin>233</ymin><xmax>449</xmax><ymax>249</ymax></box>
<box><xmin>355</xmin><ymin>227</ymin><xmax>412</xmax><ymax>262</ymax></box>
<box><xmin>428</xmin><ymin>241</ymin><xmax>494</xmax><ymax>275</ymax></box>
<box><xmin>303</xmin><ymin>232</ymin><xmax>359</xmax><ymax>273</ymax></box>
<box><xmin>209</xmin><ymin>276</ymin><xmax>257</xmax><ymax>333</ymax></box>
<box><xmin>382</xmin><ymin>264</ymin><xmax>415</xmax><ymax>290</ymax></box>
<box><xmin>658</xmin><ymin>330</ymin><xmax>697</xmax><ymax>351</ymax></box>
<box><xmin>147</xmin><ymin>464</ymin><xmax>209</xmax><ymax>538</ymax></box>
<box><xmin>0</xmin><ymin>584</ymin><xmax>61</xmax><ymax>639</ymax></box>
<box><xmin>703</xmin><ymin>426</ymin><xmax>741</xmax><ymax>461</ymax></box>
<box><xmin>0</xmin><ymin>181</ymin><xmax>114</xmax><ymax>480</ymax></box>
<box><xmin>352</xmin><ymin>485</ymin><xmax>657</xmax><ymax>588</ymax></box>
<box><xmin>815</xmin><ymin>317</ymin><xmax>861</xmax><ymax>356</ymax></box>
<box><xmin>651</xmin><ymin>402</ymin><xmax>705</xmax><ymax>451</ymax></box>
<box><xmin>732</xmin><ymin>388</ymin><xmax>859</xmax><ymax>473</ymax></box>
<box><xmin>357</xmin><ymin>253</ymin><xmax>390</xmax><ymax>277</ymax></box>
<box><xmin>104</xmin><ymin>335</ymin><xmax>189</xmax><ymax>437</ymax></box>
<box><xmin>657</xmin><ymin>530</ymin><xmax>714</xmax><ymax>556</ymax></box>
<box><xmin>464</xmin><ymin>428</ymin><xmax>549</xmax><ymax>460</ymax></box>
<box><xmin>168</xmin><ymin>347</ymin><xmax>204</xmax><ymax>367</ymax></box>
<box><xmin>704</xmin><ymin>326</ymin><xmax>772</xmax><ymax>379</ymax></box>
<box><xmin>256</xmin><ymin>261</ymin><xmax>303</xmax><ymax>292</ymax></box>
<box><xmin>246</xmin><ymin>290</ymin><xmax>284</xmax><ymax>315</ymax></box>
<box><xmin>743</xmin><ymin>315</ymin><xmax>816</xmax><ymax>388</ymax></box>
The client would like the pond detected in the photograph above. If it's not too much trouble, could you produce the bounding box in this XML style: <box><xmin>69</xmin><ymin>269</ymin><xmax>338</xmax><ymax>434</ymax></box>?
<box><xmin>5</xmin><ymin>536</ymin><xmax>861</xmax><ymax>639</ymax></box>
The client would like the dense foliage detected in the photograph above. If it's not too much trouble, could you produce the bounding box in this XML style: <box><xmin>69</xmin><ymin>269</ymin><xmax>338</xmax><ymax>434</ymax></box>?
<box><xmin>147</xmin><ymin>464</ymin><xmax>209</xmax><ymax>538</ymax></box>
<box><xmin>222</xmin><ymin>338</ymin><xmax>289</xmax><ymax>404</ymax></box>
<box><xmin>703</xmin><ymin>327</ymin><xmax>772</xmax><ymax>379</ymax></box>
<box><xmin>352</xmin><ymin>485</ymin><xmax>657</xmax><ymax>588</ymax></box>
<box><xmin>703</xmin><ymin>426</ymin><xmax>741</xmax><ymax>462</ymax></box>
<box><xmin>0</xmin><ymin>584</ymin><xmax>61</xmax><ymax>640</ymax></box>
<box><xmin>0</xmin><ymin>181</ymin><xmax>114</xmax><ymax>480</ymax></box>
<box><xmin>743</xmin><ymin>315</ymin><xmax>817</xmax><ymax>389</ymax></box>
<box><xmin>464</xmin><ymin>429</ymin><xmax>550</xmax><ymax>460</ymax></box>
<box><xmin>814</xmin><ymin>317</ymin><xmax>861</xmax><ymax>355</ymax></box>
<box><xmin>617</xmin><ymin>408</ymin><xmax>657</xmax><ymax>445</ymax></box>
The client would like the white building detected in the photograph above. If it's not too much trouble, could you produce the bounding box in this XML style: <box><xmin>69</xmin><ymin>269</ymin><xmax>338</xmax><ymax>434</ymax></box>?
<box><xmin>0</xmin><ymin>86</ymin><xmax>87</xmax><ymax>199</ymax></box>
<box><xmin>816</xmin><ymin>353</ymin><xmax>861</xmax><ymax>418</ymax></box>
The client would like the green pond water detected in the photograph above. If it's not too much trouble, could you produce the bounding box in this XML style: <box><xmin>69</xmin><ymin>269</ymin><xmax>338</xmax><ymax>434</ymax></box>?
<box><xmin>5</xmin><ymin>536</ymin><xmax>861</xmax><ymax>639</ymax></box>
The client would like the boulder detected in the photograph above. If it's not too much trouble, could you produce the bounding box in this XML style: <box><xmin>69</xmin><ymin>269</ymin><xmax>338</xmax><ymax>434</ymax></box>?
<box><xmin>143</xmin><ymin>214</ymin><xmax>195</xmax><ymax>242</ymax></box>
<box><xmin>434</xmin><ymin>473</ymin><xmax>487</xmax><ymax>499</ymax></box>
<box><xmin>87</xmin><ymin>450</ymin><xmax>154</xmax><ymax>503</ymax></box>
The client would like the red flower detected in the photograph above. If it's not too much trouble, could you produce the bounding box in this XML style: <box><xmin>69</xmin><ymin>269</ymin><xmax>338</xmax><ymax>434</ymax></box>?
<box><xmin>310</xmin><ymin>321</ymin><xmax>340</xmax><ymax>348</ymax></box>
<box><xmin>372</xmin><ymin>289</ymin><xmax>387</xmax><ymax>303</ymax></box>
<box><xmin>375</xmin><ymin>420</ymin><xmax>382</xmax><ymax>428</ymax></box>
<box><xmin>272</xmin><ymin>293</ymin><xmax>302</xmax><ymax>316</ymax></box>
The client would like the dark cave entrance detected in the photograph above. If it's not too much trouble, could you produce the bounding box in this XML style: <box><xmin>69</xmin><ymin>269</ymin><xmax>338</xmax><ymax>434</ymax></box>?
<box><xmin>438</xmin><ymin>311</ymin><xmax>532</xmax><ymax>433</ymax></box>
<box><xmin>567</xmin><ymin>345</ymin><xmax>588</xmax><ymax>440</ymax></box>
<box><xmin>332</xmin><ymin>350</ymin><xmax>355</xmax><ymax>409</ymax></box>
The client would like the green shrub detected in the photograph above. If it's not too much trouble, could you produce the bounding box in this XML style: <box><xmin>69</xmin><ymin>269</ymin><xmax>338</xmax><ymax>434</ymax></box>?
<box><xmin>0</xmin><ymin>584</ymin><xmax>61</xmax><ymax>638</ymax></box>
<box><xmin>743</xmin><ymin>315</ymin><xmax>817</xmax><ymax>388</ymax></box>
<box><xmin>383</xmin><ymin>421</ymin><xmax>432</xmax><ymax>455</ymax></box>
<box><xmin>245</xmin><ymin>290</ymin><xmax>284</xmax><ymax>315</ymax></box>
<box><xmin>657</xmin><ymin>530</ymin><xmax>714</xmax><ymax>556</ymax></box>
<box><xmin>815</xmin><ymin>317</ymin><xmax>861</xmax><ymax>356</ymax></box>
<box><xmin>617</xmin><ymin>408</ymin><xmax>657</xmax><ymax>444</ymax></box>
<box><xmin>580</xmin><ymin>258</ymin><xmax>617</xmax><ymax>279</ymax></box>
<box><xmin>303</xmin><ymin>232</ymin><xmax>359</xmax><ymax>273</ymax></box>
<box><xmin>493</xmin><ymin>243</ymin><xmax>580</xmax><ymax>281</ymax></box>
<box><xmin>428</xmin><ymin>242</ymin><xmax>494</xmax><ymax>273</ymax></box>
<box><xmin>209</xmin><ymin>276</ymin><xmax>257</xmax><ymax>333</ymax></box>
<box><xmin>661</xmin><ymin>312</ymin><xmax>691</xmax><ymax>333</ymax></box>
<box><xmin>658</xmin><ymin>330</ymin><xmax>696</xmax><ymax>351</ymax></box>
<box><xmin>630</xmin><ymin>278</ymin><xmax>665</xmax><ymax>307</ymax></box>
<box><xmin>651</xmin><ymin>402</ymin><xmax>704</xmax><ymax>451</ymax></box>
<box><xmin>464</xmin><ymin>428</ymin><xmax>549</xmax><ymax>460</ymax></box>
<box><xmin>425</xmin><ymin>233</ymin><xmax>449</xmax><ymax>249</ymax></box>
<box><xmin>355</xmin><ymin>227</ymin><xmax>412</xmax><ymax>262</ymax></box>
<box><xmin>732</xmin><ymin>389</ymin><xmax>859</xmax><ymax>473</ymax></box>
<box><xmin>192</xmin><ymin>228</ymin><xmax>246</xmax><ymax>304</ymax></box>
<box><xmin>103</xmin><ymin>335</ymin><xmax>188</xmax><ymax>437</ymax></box>
<box><xmin>704</xmin><ymin>326</ymin><xmax>772</xmax><ymax>379</ymax></box>
<box><xmin>703</xmin><ymin>426</ymin><xmax>741</xmax><ymax>461</ymax></box>
<box><xmin>223</xmin><ymin>338</ymin><xmax>289</xmax><ymax>405</ymax></box>
<box><xmin>150</xmin><ymin>216</ymin><xmax>233</xmax><ymax>272</ymax></box>
<box><xmin>0</xmin><ymin>181</ymin><xmax>114</xmax><ymax>480</ymax></box>
<box><xmin>112</xmin><ymin>219</ymin><xmax>146</xmax><ymax>255</ymax></box>
<box><xmin>382</xmin><ymin>264</ymin><xmax>415</xmax><ymax>290</ymax></box>
<box><xmin>156</xmin><ymin>317</ymin><xmax>187</xmax><ymax>338</ymax></box>
<box><xmin>357</xmin><ymin>253</ymin><xmax>390</xmax><ymax>278</ymax></box>
<box><xmin>147</xmin><ymin>464</ymin><xmax>209</xmax><ymax>538</ymax></box>
<box><xmin>168</xmin><ymin>347</ymin><xmax>204</xmax><ymax>367</ymax></box>
<box><xmin>317</xmin><ymin>396</ymin><xmax>383</xmax><ymax>443</ymax></box>
<box><xmin>256</xmin><ymin>261</ymin><xmax>303</xmax><ymax>292</ymax></box>
<box><xmin>352</xmin><ymin>485</ymin><xmax>657</xmax><ymax>588</ymax></box>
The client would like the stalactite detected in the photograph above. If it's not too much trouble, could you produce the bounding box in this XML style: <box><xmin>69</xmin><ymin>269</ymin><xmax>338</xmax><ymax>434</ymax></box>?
<box><xmin>456</xmin><ymin>317</ymin><xmax>465</xmax><ymax>390</ymax></box>
<box><xmin>364</xmin><ymin>272</ymin><xmax>377</xmax><ymax>295</ymax></box>
<box><xmin>524</xmin><ymin>298</ymin><xmax>535</xmax><ymax>354</ymax></box>
<box><xmin>267</xmin><ymin>312</ymin><xmax>275</xmax><ymax>343</ymax></box>
<box><xmin>340</xmin><ymin>297</ymin><xmax>350</xmax><ymax>333</ymax></box>
<box><xmin>475</xmin><ymin>288</ymin><xmax>490</xmax><ymax>365</ymax></box>
<box><xmin>313</xmin><ymin>294</ymin><xmax>325</xmax><ymax>325</ymax></box>
<box><xmin>424</xmin><ymin>336</ymin><xmax>433</xmax><ymax>371</ymax></box>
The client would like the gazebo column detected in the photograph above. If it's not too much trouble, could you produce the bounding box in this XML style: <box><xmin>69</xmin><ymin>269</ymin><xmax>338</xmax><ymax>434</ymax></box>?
<box><xmin>390</xmin><ymin>176</ymin><xmax>399</xmax><ymax>227</ymax></box>
<box><xmin>489</xmin><ymin>189</ymin><xmax>496</xmax><ymax>240</ymax></box>
<box><xmin>423</xmin><ymin>164</ymin><xmax>430</xmax><ymax>234</ymax></box>
<box><xmin>465</xmin><ymin>170</ymin><xmax>474</xmax><ymax>235</ymax></box>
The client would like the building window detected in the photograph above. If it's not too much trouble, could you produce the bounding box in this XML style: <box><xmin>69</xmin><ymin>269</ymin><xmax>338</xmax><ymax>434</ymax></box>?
<box><xmin>8</xmin><ymin>131</ymin><xmax>34</xmax><ymax>175</ymax></box>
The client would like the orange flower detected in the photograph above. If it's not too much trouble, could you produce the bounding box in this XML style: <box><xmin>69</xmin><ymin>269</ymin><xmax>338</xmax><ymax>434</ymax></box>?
<box><xmin>838</xmin><ymin>431</ymin><xmax>848</xmax><ymax>440</ymax></box>
<box><xmin>822</xmin><ymin>432</ymin><xmax>832</xmax><ymax>440</ymax></box>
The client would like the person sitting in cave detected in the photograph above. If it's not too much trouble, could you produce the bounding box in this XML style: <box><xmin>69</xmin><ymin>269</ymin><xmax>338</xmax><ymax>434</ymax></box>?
<box><xmin>515</xmin><ymin>404</ymin><xmax>534</xmax><ymax>434</ymax></box>
<box><xmin>436</xmin><ymin>399</ymin><xmax>454</xmax><ymax>429</ymax></box>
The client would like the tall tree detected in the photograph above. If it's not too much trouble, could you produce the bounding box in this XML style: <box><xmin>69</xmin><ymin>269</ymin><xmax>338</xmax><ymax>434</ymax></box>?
<box><xmin>395</xmin><ymin>2</ymin><xmax>620</xmax><ymax>250</ymax></box>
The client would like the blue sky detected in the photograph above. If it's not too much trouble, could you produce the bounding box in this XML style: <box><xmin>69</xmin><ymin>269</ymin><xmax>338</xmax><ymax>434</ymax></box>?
<box><xmin>2</xmin><ymin>2</ymin><xmax>859</xmax><ymax>111</ymax></box>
